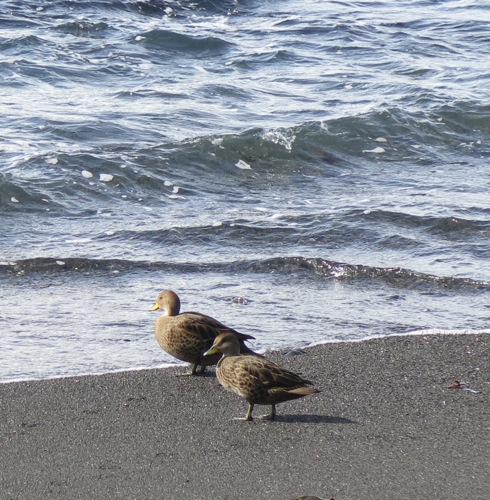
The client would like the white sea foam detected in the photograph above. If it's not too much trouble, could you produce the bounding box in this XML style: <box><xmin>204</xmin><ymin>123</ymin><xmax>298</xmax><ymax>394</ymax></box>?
<box><xmin>363</xmin><ymin>147</ymin><xmax>385</xmax><ymax>154</ymax></box>
<box><xmin>236</xmin><ymin>159</ymin><xmax>252</xmax><ymax>169</ymax></box>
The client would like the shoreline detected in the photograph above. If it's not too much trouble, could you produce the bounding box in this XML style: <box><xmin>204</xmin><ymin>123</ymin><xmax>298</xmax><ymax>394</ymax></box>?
<box><xmin>1</xmin><ymin>333</ymin><xmax>489</xmax><ymax>499</ymax></box>
<box><xmin>3</xmin><ymin>327</ymin><xmax>490</xmax><ymax>386</ymax></box>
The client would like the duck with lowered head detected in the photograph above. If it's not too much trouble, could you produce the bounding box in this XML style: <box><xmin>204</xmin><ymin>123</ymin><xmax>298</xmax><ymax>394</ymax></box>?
<box><xmin>204</xmin><ymin>331</ymin><xmax>320</xmax><ymax>420</ymax></box>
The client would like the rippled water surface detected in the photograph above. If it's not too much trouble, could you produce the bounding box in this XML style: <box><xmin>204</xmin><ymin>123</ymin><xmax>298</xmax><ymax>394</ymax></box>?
<box><xmin>1</xmin><ymin>0</ymin><xmax>489</xmax><ymax>382</ymax></box>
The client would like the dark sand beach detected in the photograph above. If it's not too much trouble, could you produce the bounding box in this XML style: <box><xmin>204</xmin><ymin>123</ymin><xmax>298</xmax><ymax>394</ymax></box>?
<box><xmin>1</xmin><ymin>333</ymin><xmax>489</xmax><ymax>500</ymax></box>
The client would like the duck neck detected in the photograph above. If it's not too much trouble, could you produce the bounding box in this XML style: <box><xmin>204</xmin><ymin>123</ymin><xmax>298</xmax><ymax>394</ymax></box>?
<box><xmin>165</xmin><ymin>305</ymin><xmax>179</xmax><ymax>316</ymax></box>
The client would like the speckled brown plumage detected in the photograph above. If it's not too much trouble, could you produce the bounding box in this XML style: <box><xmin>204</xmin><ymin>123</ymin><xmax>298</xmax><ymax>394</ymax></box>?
<box><xmin>151</xmin><ymin>290</ymin><xmax>258</xmax><ymax>376</ymax></box>
<box><xmin>204</xmin><ymin>332</ymin><xmax>320</xmax><ymax>420</ymax></box>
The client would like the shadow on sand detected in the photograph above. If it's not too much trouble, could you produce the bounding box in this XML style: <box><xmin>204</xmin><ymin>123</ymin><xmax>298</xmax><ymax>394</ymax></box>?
<box><xmin>273</xmin><ymin>414</ymin><xmax>356</xmax><ymax>424</ymax></box>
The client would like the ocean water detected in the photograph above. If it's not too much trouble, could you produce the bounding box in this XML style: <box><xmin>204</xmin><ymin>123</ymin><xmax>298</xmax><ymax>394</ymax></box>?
<box><xmin>1</xmin><ymin>0</ymin><xmax>489</xmax><ymax>382</ymax></box>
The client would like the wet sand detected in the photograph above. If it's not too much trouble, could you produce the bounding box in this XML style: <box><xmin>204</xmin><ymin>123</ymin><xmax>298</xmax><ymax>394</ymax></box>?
<box><xmin>1</xmin><ymin>333</ymin><xmax>489</xmax><ymax>499</ymax></box>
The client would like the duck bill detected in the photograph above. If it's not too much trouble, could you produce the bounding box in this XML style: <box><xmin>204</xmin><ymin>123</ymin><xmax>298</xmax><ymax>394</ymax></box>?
<box><xmin>149</xmin><ymin>302</ymin><xmax>160</xmax><ymax>311</ymax></box>
<box><xmin>203</xmin><ymin>345</ymin><xmax>219</xmax><ymax>357</ymax></box>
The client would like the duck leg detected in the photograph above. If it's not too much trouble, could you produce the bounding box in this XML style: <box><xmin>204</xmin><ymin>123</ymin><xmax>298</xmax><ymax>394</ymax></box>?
<box><xmin>176</xmin><ymin>363</ymin><xmax>200</xmax><ymax>377</ymax></box>
<box><xmin>234</xmin><ymin>403</ymin><xmax>254</xmax><ymax>421</ymax></box>
<box><xmin>257</xmin><ymin>404</ymin><xmax>276</xmax><ymax>421</ymax></box>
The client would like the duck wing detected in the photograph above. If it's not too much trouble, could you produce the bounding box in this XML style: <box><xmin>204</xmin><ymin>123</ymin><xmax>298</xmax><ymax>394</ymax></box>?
<box><xmin>238</xmin><ymin>356</ymin><xmax>313</xmax><ymax>389</ymax></box>
<box><xmin>184</xmin><ymin>311</ymin><xmax>256</xmax><ymax>341</ymax></box>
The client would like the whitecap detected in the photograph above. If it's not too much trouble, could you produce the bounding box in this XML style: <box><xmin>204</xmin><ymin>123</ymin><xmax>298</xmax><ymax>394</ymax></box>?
<box><xmin>236</xmin><ymin>159</ymin><xmax>252</xmax><ymax>169</ymax></box>
<box><xmin>363</xmin><ymin>147</ymin><xmax>385</xmax><ymax>154</ymax></box>
<box><xmin>65</xmin><ymin>238</ymin><xmax>91</xmax><ymax>244</ymax></box>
